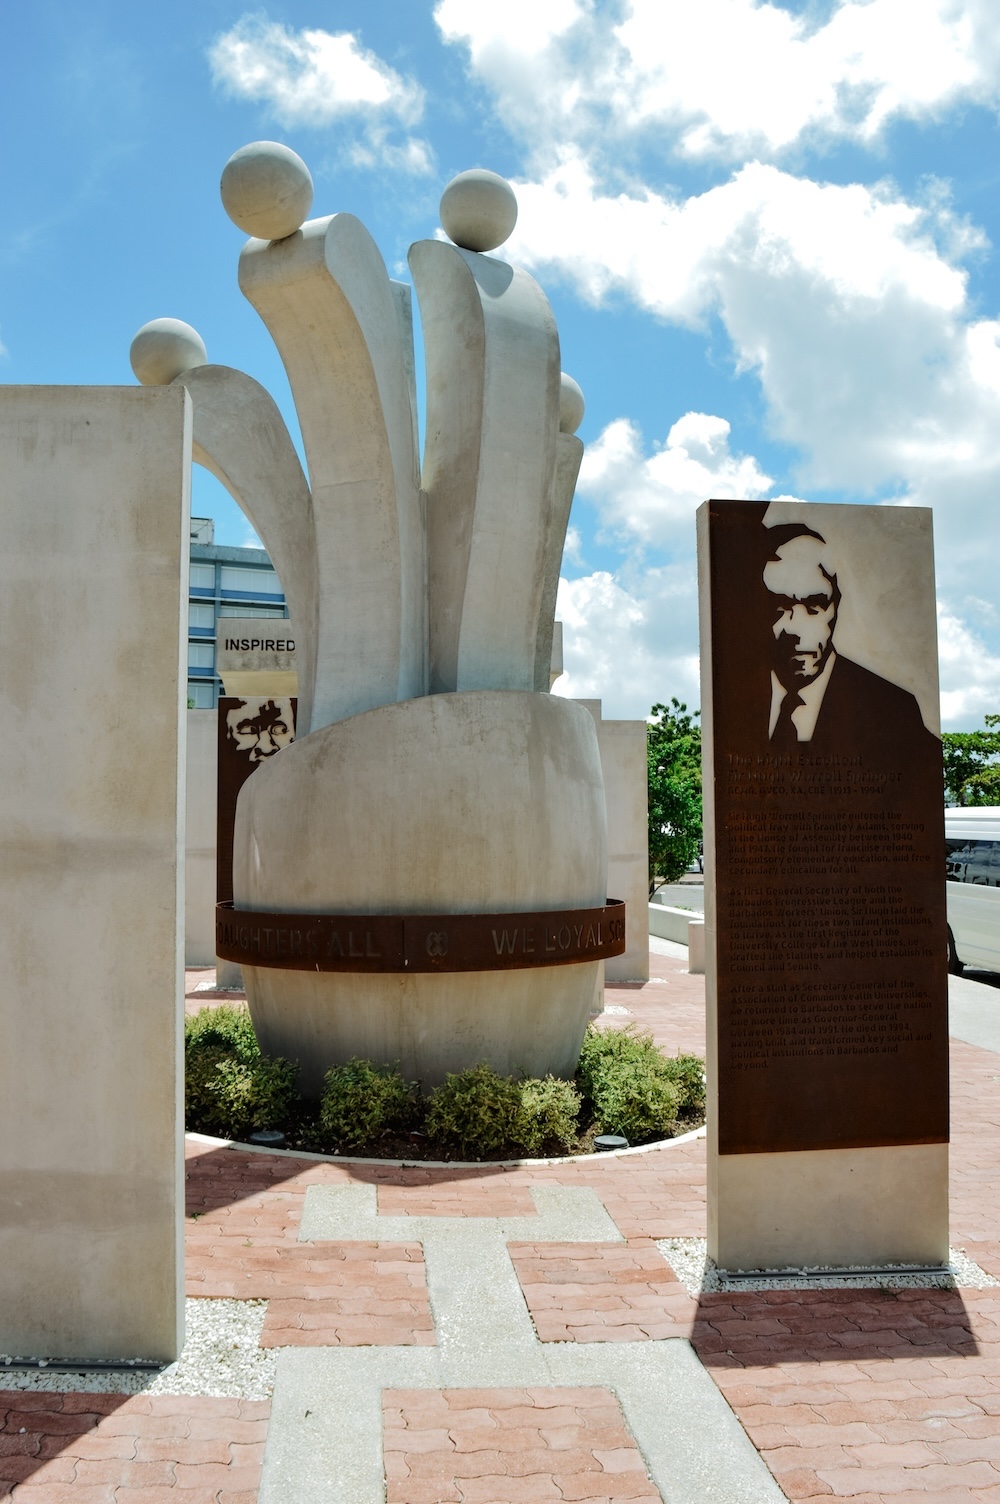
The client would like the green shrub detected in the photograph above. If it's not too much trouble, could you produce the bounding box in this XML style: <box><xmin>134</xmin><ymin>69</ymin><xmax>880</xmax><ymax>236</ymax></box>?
<box><xmin>319</xmin><ymin>1059</ymin><xmax>418</xmax><ymax>1149</ymax></box>
<box><xmin>182</xmin><ymin>1005</ymin><xmax>705</xmax><ymax>1158</ymax></box>
<box><xmin>185</xmin><ymin>1003</ymin><xmax>259</xmax><ymax>1061</ymax></box>
<box><xmin>576</xmin><ymin>1025</ymin><xmax>684</xmax><ymax>1143</ymax></box>
<box><xmin>208</xmin><ymin>1055</ymin><xmax>299</xmax><ymax>1138</ymax></box>
<box><xmin>184</xmin><ymin>1004</ymin><xmax>299</xmax><ymax>1138</ymax></box>
<box><xmin>425</xmin><ymin>1064</ymin><xmax>527</xmax><ymax>1158</ymax></box>
<box><xmin>185</xmin><ymin>1048</ymin><xmax>299</xmax><ymax>1138</ymax></box>
<box><xmin>660</xmin><ymin>1053</ymin><xmax>706</xmax><ymax>1121</ymax></box>
<box><xmin>518</xmin><ymin>1076</ymin><xmax>582</xmax><ymax>1155</ymax></box>
<box><xmin>186</xmin><ymin>1045</ymin><xmax>236</xmax><ymax>1131</ymax></box>
<box><xmin>424</xmin><ymin>1066</ymin><xmax>582</xmax><ymax>1158</ymax></box>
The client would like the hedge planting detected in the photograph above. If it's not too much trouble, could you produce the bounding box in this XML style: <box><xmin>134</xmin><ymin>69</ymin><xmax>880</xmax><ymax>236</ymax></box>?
<box><xmin>184</xmin><ymin>1007</ymin><xmax>705</xmax><ymax>1159</ymax></box>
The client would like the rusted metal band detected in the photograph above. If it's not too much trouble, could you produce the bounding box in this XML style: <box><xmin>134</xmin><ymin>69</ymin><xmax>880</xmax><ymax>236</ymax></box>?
<box><xmin>216</xmin><ymin>900</ymin><xmax>626</xmax><ymax>973</ymax></box>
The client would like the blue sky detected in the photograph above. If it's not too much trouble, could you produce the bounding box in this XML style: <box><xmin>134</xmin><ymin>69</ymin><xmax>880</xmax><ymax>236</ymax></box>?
<box><xmin>4</xmin><ymin>0</ymin><xmax>1000</xmax><ymax>724</ymax></box>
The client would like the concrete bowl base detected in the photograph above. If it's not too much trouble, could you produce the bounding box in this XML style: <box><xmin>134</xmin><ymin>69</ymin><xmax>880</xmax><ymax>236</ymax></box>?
<box><xmin>232</xmin><ymin>690</ymin><xmax>609</xmax><ymax>1092</ymax></box>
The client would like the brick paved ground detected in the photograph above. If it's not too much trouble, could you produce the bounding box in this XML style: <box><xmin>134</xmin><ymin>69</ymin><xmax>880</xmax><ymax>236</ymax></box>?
<box><xmin>14</xmin><ymin>949</ymin><xmax>1000</xmax><ymax>1500</ymax></box>
<box><xmin>382</xmin><ymin>1386</ymin><xmax>660</xmax><ymax>1504</ymax></box>
<box><xmin>507</xmin><ymin>1241</ymin><xmax>695</xmax><ymax>1343</ymax></box>
<box><xmin>0</xmin><ymin>1394</ymin><xmax>267</xmax><ymax>1501</ymax></box>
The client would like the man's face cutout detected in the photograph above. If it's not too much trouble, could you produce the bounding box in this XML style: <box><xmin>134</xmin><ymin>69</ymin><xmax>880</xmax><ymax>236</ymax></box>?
<box><xmin>226</xmin><ymin>700</ymin><xmax>293</xmax><ymax>762</ymax></box>
<box><xmin>763</xmin><ymin>535</ymin><xmax>838</xmax><ymax>689</ymax></box>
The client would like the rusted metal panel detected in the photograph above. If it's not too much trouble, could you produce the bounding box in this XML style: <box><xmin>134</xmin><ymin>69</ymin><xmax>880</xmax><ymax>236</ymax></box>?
<box><xmin>216</xmin><ymin>899</ymin><xmax>626</xmax><ymax>973</ymax></box>
<box><xmin>704</xmin><ymin>499</ymin><xmax>948</xmax><ymax>1156</ymax></box>
<box><xmin>216</xmin><ymin>696</ymin><xmax>296</xmax><ymax>906</ymax></box>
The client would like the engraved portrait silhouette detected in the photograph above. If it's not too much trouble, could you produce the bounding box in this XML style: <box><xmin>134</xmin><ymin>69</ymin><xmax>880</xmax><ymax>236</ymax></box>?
<box><xmin>225</xmin><ymin>698</ymin><xmax>295</xmax><ymax>763</ymax></box>
<box><xmin>762</xmin><ymin>522</ymin><xmax>932</xmax><ymax>756</ymax></box>
<box><xmin>217</xmin><ymin>695</ymin><xmax>297</xmax><ymax>906</ymax></box>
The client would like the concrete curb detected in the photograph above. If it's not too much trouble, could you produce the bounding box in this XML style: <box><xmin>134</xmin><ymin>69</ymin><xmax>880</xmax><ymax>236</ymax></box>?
<box><xmin>185</xmin><ymin>1121</ymin><xmax>707</xmax><ymax>1171</ymax></box>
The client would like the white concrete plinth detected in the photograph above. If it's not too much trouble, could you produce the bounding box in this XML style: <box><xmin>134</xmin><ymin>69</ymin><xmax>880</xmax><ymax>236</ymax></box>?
<box><xmin>577</xmin><ymin>701</ymin><xmax>649</xmax><ymax>983</ymax></box>
<box><xmin>233</xmin><ymin>691</ymin><xmax>607</xmax><ymax>1092</ymax></box>
<box><xmin>0</xmin><ymin>386</ymin><xmax>188</xmax><ymax>1361</ymax></box>
<box><xmin>710</xmin><ymin>1144</ymin><xmax>949</xmax><ymax>1270</ymax></box>
<box><xmin>687</xmin><ymin>920</ymin><xmax>705</xmax><ymax>974</ymax></box>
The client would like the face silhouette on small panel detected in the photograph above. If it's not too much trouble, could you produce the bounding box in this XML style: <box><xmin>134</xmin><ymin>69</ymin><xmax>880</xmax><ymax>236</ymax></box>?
<box><xmin>763</xmin><ymin>531</ymin><xmax>840</xmax><ymax>692</ymax></box>
<box><xmin>225</xmin><ymin>699</ymin><xmax>293</xmax><ymax>762</ymax></box>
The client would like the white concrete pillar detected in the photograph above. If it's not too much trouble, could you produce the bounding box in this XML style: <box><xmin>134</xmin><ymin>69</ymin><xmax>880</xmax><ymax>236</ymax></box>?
<box><xmin>0</xmin><ymin>386</ymin><xmax>189</xmax><ymax>1362</ymax></box>
<box><xmin>577</xmin><ymin>701</ymin><xmax>650</xmax><ymax>983</ymax></box>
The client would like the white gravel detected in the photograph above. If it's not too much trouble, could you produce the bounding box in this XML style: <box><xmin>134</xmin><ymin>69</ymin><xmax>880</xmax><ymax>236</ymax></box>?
<box><xmin>657</xmin><ymin>1237</ymin><xmax>1000</xmax><ymax>1294</ymax></box>
<box><xmin>0</xmin><ymin>1299</ymin><xmax>275</xmax><ymax>1398</ymax></box>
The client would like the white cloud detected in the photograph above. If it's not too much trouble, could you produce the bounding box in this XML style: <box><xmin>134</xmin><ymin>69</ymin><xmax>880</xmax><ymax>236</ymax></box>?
<box><xmin>435</xmin><ymin>0</ymin><xmax>585</xmax><ymax>59</ymax></box>
<box><xmin>580</xmin><ymin>412</ymin><xmax>772</xmax><ymax>550</ymax></box>
<box><xmin>555</xmin><ymin>413</ymin><xmax>1000</xmax><ymax>727</ymax></box>
<box><xmin>551</xmin><ymin>411</ymin><xmax>771</xmax><ymax>715</ymax></box>
<box><xmin>437</xmin><ymin>0</ymin><xmax>1000</xmax><ymax>163</ymax></box>
<box><xmin>436</xmin><ymin>1</ymin><xmax>1000</xmax><ymax>726</ymax></box>
<box><xmin>209</xmin><ymin>15</ymin><xmax>431</xmax><ymax>171</ymax></box>
<box><xmin>507</xmin><ymin>155</ymin><xmax>1000</xmax><ymax>498</ymax></box>
<box><xmin>613</xmin><ymin>0</ymin><xmax>1000</xmax><ymax>160</ymax></box>
<box><xmin>938</xmin><ymin>604</ymin><xmax>1000</xmax><ymax>724</ymax></box>
<box><xmin>555</xmin><ymin>565</ymin><xmax>1000</xmax><ymax>726</ymax></box>
<box><xmin>553</xmin><ymin>566</ymin><xmax>702</xmax><ymax>716</ymax></box>
<box><xmin>562</xmin><ymin>524</ymin><xmax>585</xmax><ymax>566</ymax></box>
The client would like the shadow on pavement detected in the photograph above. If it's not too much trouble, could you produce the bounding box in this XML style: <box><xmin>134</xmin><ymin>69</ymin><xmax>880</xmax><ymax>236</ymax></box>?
<box><xmin>691</xmin><ymin>1286</ymin><xmax>979</xmax><ymax>1366</ymax></box>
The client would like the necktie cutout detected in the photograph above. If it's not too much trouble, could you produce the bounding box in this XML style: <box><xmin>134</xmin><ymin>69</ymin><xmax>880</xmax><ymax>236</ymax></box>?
<box><xmin>771</xmin><ymin>690</ymin><xmax>804</xmax><ymax>748</ymax></box>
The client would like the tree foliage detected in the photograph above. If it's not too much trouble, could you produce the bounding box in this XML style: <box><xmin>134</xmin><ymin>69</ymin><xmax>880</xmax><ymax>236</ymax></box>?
<box><xmin>942</xmin><ymin>714</ymin><xmax>1000</xmax><ymax>806</ymax></box>
<box><xmin>647</xmin><ymin>699</ymin><xmax>702</xmax><ymax>890</ymax></box>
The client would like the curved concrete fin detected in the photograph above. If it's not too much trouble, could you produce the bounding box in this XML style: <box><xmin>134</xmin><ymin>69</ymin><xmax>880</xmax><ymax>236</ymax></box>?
<box><xmin>534</xmin><ymin>432</ymin><xmax>583</xmax><ymax>693</ymax></box>
<box><xmin>239</xmin><ymin>215</ymin><xmax>424</xmax><ymax>730</ymax></box>
<box><xmin>409</xmin><ymin>240</ymin><xmax>561</xmax><ymax>694</ymax></box>
<box><xmin>172</xmin><ymin>363</ymin><xmax>319</xmax><ymax>734</ymax></box>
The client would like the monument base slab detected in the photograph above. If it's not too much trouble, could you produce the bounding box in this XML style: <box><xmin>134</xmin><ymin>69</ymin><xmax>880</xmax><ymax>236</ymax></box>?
<box><xmin>709</xmin><ymin>1142</ymin><xmax>949</xmax><ymax>1271</ymax></box>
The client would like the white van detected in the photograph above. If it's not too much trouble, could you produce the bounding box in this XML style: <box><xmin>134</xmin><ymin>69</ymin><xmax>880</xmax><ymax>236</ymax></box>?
<box><xmin>946</xmin><ymin>807</ymin><xmax>1000</xmax><ymax>975</ymax></box>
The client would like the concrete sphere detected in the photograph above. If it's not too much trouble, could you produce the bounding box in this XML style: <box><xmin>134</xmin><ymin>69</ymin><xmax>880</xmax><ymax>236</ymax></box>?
<box><xmin>559</xmin><ymin>373</ymin><xmax>585</xmax><ymax>434</ymax></box>
<box><xmin>129</xmin><ymin>319</ymin><xmax>208</xmax><ymax>387</ymax></box>
<box><xmin>220</xmin><ymin>141</ymin><xmax>314</xmax><ymax>241</ymax></box>
<box><xmin>440</xmin><ymin>169</ymin><xmax>517</xmax><ymax>253</ymax></box>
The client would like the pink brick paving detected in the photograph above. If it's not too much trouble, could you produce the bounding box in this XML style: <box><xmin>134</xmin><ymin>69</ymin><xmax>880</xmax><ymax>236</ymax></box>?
<box><xmin>13</xmin><ymin>948</ymin><xmax>1000</xmax><ymax>1500</ymax></box>
<box><xmin>0</xmin><ymin>1393</ymin><xmax>267</xmax><ymax>1501</ymax></box>
<box><xmin>185</xmin><ymin>1228</ymin><xmax>434</xmax><ymax>1346</ymax></box>
<box><xmin>507</xmin><ymin>1241</ymin><xmax>696</xmax><ymax>1343</ymax></box>
<box><xmin>382</xmin><ymin>1386</ymin><xmax>661</xmax><ymax>1504</ymax></box>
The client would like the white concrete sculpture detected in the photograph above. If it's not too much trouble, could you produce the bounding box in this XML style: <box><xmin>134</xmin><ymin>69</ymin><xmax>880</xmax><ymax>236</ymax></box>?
<box><xmin>133</xmin><ymin>147</ymin><xmax>611</xmax><ymax>1087</ymax></box>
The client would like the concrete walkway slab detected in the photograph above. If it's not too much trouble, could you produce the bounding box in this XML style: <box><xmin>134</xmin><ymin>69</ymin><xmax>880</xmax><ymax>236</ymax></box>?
<box><xmin>949</xmin><ymin>971</ymin><xmax>1000</xmax><ymax>1054</ymax></box>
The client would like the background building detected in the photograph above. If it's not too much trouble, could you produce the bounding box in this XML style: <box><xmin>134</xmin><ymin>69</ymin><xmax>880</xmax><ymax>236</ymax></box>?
<box><xmin>187</xmin><ymin>517</ymin><xmax>289</xmax><ymax>708</ymax></box>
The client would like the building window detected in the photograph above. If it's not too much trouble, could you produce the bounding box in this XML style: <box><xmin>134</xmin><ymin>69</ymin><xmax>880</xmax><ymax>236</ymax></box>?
<box><xmin>220</xmin><ymin>565</ymin><xmax>281</xmax><ymax>597</ymax></box>
<box><xmin>188</xmin><ymin>642</ymin><xmax>215</xmax><ymax>669</ymax></box>
<box><xmin>217</xmin><ymin>604</ymin><xmax>287</xmax><ymax>618</ymax></box>
<box><xmin>188</xmin><ymin>681</ymin><xmax>214</xmax><ymax>709</ymax></box>
<box><xmin>189</xmin><ymin>603</ymin><xmax>216</xmax><ymax>630</ymax></box>
<box><xmin>190</xmin><ymin>563</ymin><xmax>216</xmax><ymax>591</ymax></box>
